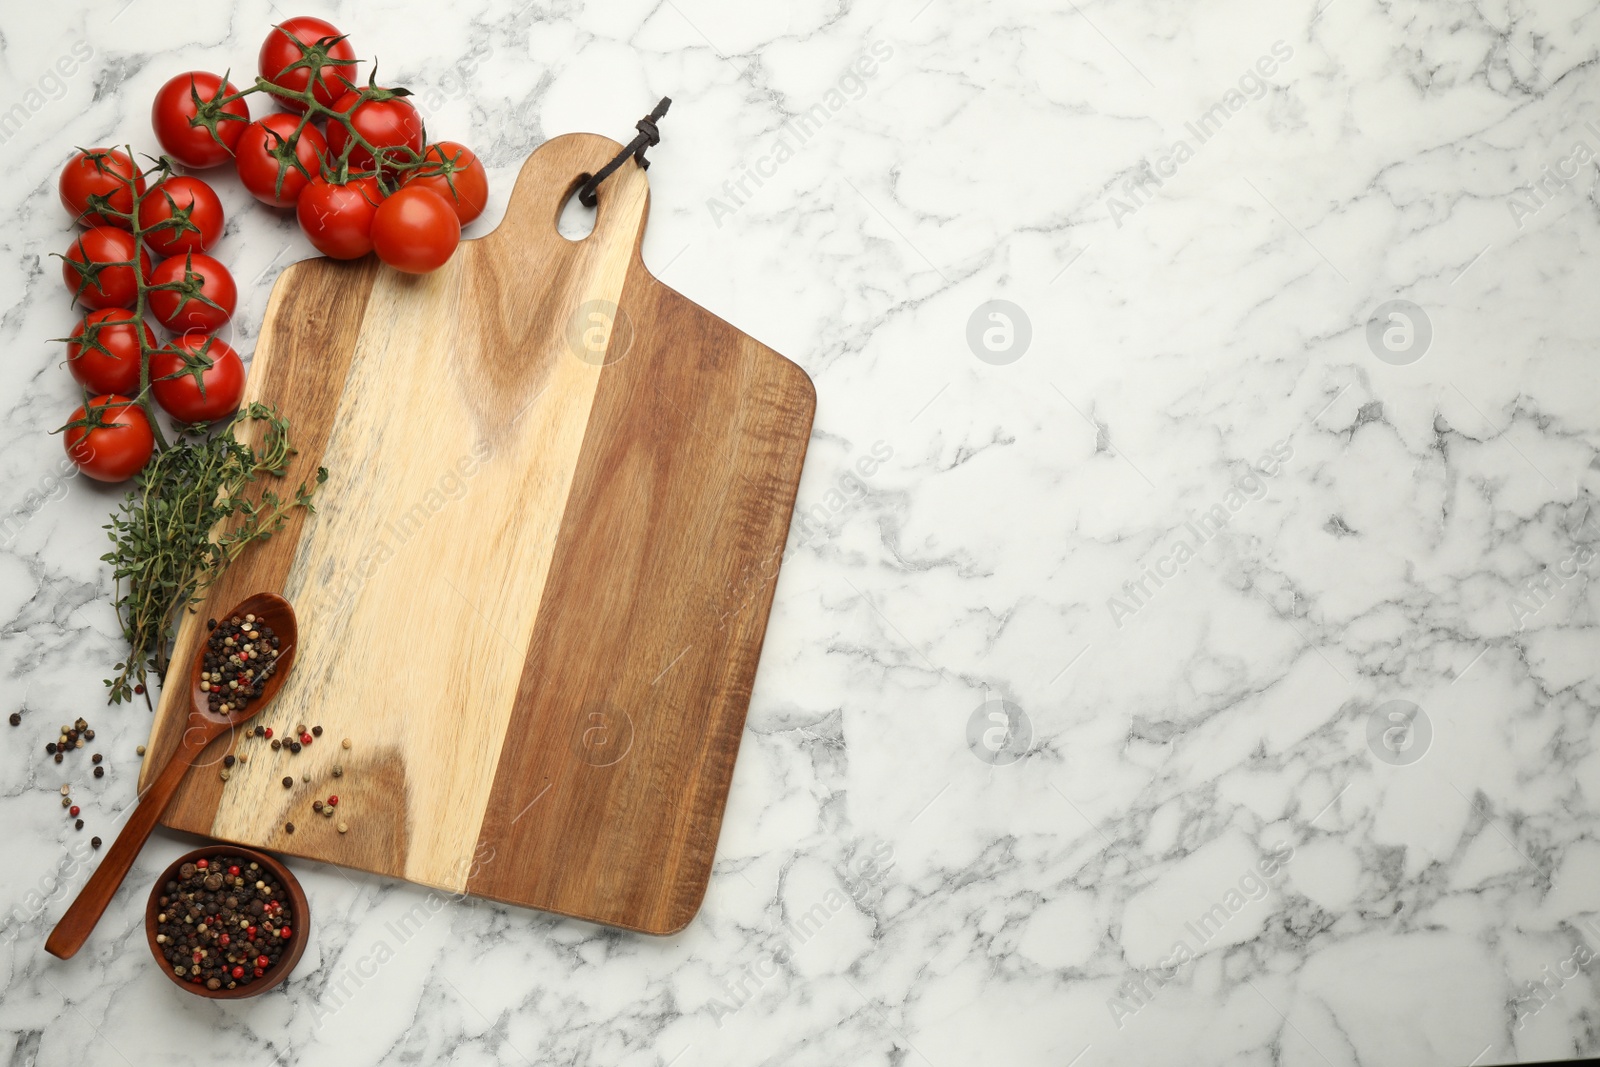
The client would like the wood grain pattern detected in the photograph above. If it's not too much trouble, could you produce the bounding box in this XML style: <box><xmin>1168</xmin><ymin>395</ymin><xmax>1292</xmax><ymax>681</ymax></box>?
<box><xmin>138</xmin><ymin>134</ymin><xmax>815</xmax><ymax>933</ymax></box>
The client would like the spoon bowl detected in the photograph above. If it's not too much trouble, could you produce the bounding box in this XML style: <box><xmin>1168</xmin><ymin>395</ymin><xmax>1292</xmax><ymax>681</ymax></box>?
<box><xmin>45</xmin><ymin>593</ymin><xmax>299</xmax><ymax>960</ymax></box>
<box><xmin>187</xmin><ymin>592</ymin><xmax>298</xmax><ymax>728</ymax></box>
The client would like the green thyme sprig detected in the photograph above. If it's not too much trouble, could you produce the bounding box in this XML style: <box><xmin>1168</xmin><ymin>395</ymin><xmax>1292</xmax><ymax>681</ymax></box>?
<box><xmin>102</xmin><ymin>403</ymin><xmax>327</xmax><ymax>706</ymax></box>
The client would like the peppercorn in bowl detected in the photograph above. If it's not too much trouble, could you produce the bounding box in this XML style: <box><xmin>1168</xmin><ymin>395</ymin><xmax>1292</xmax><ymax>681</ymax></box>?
<box><xmin>145</xmin><ymin>844</ymin><xmax>308</xmax><ymax>998</ymax></box>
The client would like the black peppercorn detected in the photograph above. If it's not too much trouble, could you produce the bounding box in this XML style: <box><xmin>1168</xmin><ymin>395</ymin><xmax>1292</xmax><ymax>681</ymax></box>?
<box><xmin>90</xmin><ymin>837</ymin><xmax>101</xmax><ymax>848</ymax></box>
<box><xmin>282</xmin><ymin>777</ymin><xmax>292</xmax><ymax>788</ymax></box>
<box><xmin>8</xmin><ymin>712</ymin><xmax>19</xmax><ymax>726</ymax></box>
<box><xmin>92</xmin><ymin>753</ymin><xmax>102</xmax><ymax>764</ymax></box>
<box><xmin>74</xmin><ymin>818</ymin><xmax>84</xmax><ymax>830</ymax></box>
<box><xmin>53</xmin><ymin>753</ymin><xmax>63</xmax><ymax>764</ymax></box>
<box><xmin>45</xmin><ymin>742</ymin><xmax>57</xmax><ymax>755</ymax></box>
<box><xmin>289</xmin><ymin>741</ymin><xmax>302</xmax><ymax>754</ymax></box>
<box><xmin>285</xmin><ymin>822</ymin><xmax>295</xmax><ymax>834</ymax></box>
<box><xmin>207</xmin><ymin>618</ymin><xmax>217</xmax><ymax>630</ymax></box>
<box><xmin>223</xmin><ymin>755</ymin><xmax>236</xmax><ymax>768</ymax></box>
<box><xmin>311</xmin><ymin>725</ymin><xmax>323</xmax><ymax>737</ymax></box>
<box><xmin>84</xmin><ymin>729</ymin><xmax>94</xmax><ymax>741</ymax></box>
<box><xmin>94</xmin><ymin>766</ymin><xmax>104</xmax><ymax>778</ymax></box>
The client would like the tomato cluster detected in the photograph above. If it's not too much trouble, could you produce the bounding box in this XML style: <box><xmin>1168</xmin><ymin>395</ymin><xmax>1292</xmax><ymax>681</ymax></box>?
<box><xmin>53</xmin><ymin>15</ymin><xmax>493</xmax><ymax>483</ymax></box>
<box><xmin>56</xmin><ymin>150</ymin><xmax>241</xmax><ymax>482</ymax></box>
<box><xmin>156</xmin><ymin>16</ymin><xmax>487</xmax><ymax>273</ymax></box>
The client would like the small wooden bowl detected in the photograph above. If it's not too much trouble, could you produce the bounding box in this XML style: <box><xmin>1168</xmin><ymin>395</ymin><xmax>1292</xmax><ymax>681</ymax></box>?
<box><xmin>145</xmin><ymin>845</ymin><xmax>309</xmax><ymax>999</ymax></box>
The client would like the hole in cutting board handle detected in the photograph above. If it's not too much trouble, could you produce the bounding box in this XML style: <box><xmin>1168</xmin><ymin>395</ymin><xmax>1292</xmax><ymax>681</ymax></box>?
<box><xmin>558</xmin><ymin>177</ymin><xmax>598</xmax><ymax>242</ymax></box>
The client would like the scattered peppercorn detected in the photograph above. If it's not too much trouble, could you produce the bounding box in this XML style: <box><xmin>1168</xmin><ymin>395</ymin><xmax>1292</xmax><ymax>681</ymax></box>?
<box><xmin>271</xmin><ymin>739</ymin><xmax>282</xmax><ymax>751</ymax></box>
<box><xmin>311</xmin><ymin>726</ymin><xmax>323</xmax><ymax>737</ymax></box>
<box><xmin>69</xmin><ymin>805</ymin><xmax>80</xmax><ymax>817</ymax></box>
<box><xmin>223</xmin><ymin>755</ymin><xmax>236</xmax><ymax>768</ymax></box>
<box><xmin>341</xmin><ymin>738</ymin><xmax>351</xmax><ymax>749</ymax></box>
<box><xmin>60</xmin><ymin>796</ymin><xmax>71</xmax><ymax>808</ymax></box>
<box><xmin>332</xmin><ymin>765</ymin><xmax>343</xmax><ymax>778</ymax></box>
<box><xmin>53</xmin><ymin>753</ymin><xmax>63</xmax><ymax>764</ymax></box>
<box><xmin>312</xmin><ymin>800</ymin><xmax>324</xmax><ymax>813</ymax></box>
<box><xmin>90</xmin><ymin>836</ymin><xmax>101</xmax><ymax>848</ymax></box>
<box><xmin>60</xmin><ymin>784</ymin><xmax>70</xmax><ymax>795</ymax></box>
<box><xmin>282</xmin><ymin>777</ymin><xmax>293</xmax><ymax>789</ymax></box>
<box><xmin>136</xmin><ymin>745</ymin><xmax>146</xmax><ymax>756</ymax></box>
<box><xmin>337</xmin><ymin>822</ymin><xmax>348</xmax><ymax>834</ymax></box>
<box><xmin>289</xmin><ymin>741</ymin><xmax>302</xmax><ymax>754</ymax></box>
<box><xmin>94</xmin><ymin>766</ymin><xmax>104</xmax><ymax>778</ymax></box>
<box><xmin>45</xmin><ymin>742</ymin><xmax>57</xmax><ymax>755</ymax></box>
<box><xmin>84</xmin><ymin>729</ymin><xmax>94</xmax><ymax>741</ymax></box>
<box><xmin>8</xmin><ymin>712</ymin><xmax>19</xmax><ymax>726</ymax></box>
<box><xmin>285</xmin><ymin>822</ymin><xmax>295</xmax><ymax>834</ymax></box>
<box><xmin>74</xmin><ymin>818</ymin><xmax>84</xmax><ymax>830</ymax></box>
<box><xmin>92</xmin><ymin>753</ymin><xmax>102</xmax><ymax>764</ymax></box>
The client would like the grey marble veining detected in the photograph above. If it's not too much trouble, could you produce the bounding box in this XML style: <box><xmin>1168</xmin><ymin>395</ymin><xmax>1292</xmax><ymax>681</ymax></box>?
<box><xmin>2</xmin><ymin>0</ymin><xmax>1599</xmax><ymax>1064</ymax></box>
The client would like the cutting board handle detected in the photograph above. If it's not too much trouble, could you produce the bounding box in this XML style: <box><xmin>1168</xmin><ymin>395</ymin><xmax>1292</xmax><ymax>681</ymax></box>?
<box><xmin>483</xmin><ymin>133</ymin><xmax>652</xmax><ymax>260</ymax></box>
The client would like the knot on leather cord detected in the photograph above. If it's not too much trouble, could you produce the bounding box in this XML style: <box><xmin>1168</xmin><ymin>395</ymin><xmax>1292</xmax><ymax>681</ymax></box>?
<box><xmin>577</xmin><ymin>97</ymin><xmax>672</xmax><ymax>208</ymax></box>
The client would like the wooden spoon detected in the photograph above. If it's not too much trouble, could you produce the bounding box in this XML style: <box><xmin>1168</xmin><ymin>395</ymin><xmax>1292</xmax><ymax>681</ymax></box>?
<box><xmin>45</xmin><ymin>593</ymin><xmax>298</xmax><ymax>960</ymax></box>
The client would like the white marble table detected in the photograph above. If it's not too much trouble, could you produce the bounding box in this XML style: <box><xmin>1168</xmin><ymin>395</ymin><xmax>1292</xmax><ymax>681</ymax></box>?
<box><xmin>2</xmin><ymin>0</ymin><xmax>1598</xmax><ymax>1064</ymax></box>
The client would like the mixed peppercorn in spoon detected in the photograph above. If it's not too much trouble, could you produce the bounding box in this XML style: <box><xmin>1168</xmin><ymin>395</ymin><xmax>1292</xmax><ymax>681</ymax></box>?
<box><xmin>200</xmin><ymin>612</ymin><xmax>282</xmax><ymax>715</ymax></box>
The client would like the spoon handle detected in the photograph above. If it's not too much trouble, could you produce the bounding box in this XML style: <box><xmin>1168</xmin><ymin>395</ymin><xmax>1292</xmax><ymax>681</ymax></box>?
<box><xmin>45</xmin><ymin>723</ymin><xmax>218</xmax><ymax>960</ymax></box>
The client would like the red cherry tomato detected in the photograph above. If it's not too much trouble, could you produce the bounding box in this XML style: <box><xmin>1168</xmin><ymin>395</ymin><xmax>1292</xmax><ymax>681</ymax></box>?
<box><xmin>258</xmin><ymin>17</ymin><xmax>357</xmax><ymax>111</ymax></box>
<box><xmin>151</xmin><ymin>72</ymin><xmax>251</xmax><ymax>168</ymax></box>
<box><xmin>136</xmin><ymin>176</ymin><xmax>225</xmax><ymax>257</ymax></box>
<box><xmin>297</xmin><ymin>176</ymin><xmax>382</xmax><ymax>259</ymax></box>
<box><xmin>63</xmin><ymin>395</ymin><xmax>155</xmax><ymax>483</ymax></box>
<box><xmin>151</xmin><ymin>335</ymin><xmax>246</xmax><ymax>423</ymax></box>
<box><xmin>147</xmin><ymin>252</ymin><xmax>237</xmax><ymax>333</ymax></box>
<box><xmin>62</xmin><ymin>227</ymin><xmax>152</xmax><ymax>310</ymax></box>
<box><xmin>405</xmin><ymin>142</ymin><xmax>489</xmax><ymax>224</ymax></box>
<box><xmin>324</xmin><ymin>90</ymin><xmax>423</xmax><ymax>172</ymax></box>
<box><xmin>59</xmin><ymin>149</ymin><xmax>144</xmax><ymax>228</ymax></box>
<box><xmin>66</xmin><ymin>309</ymin><xmax>155</xmax><ymax>395</ymax></box>
<box><xmin>236</xmin><ymin>114</ymin><xmax>328</xmax><ymax>208</ymax></box>
<box><xmin>371</xmin><ymin>186</ymin><xmax>460</xmax><ymax>274</ymax></box>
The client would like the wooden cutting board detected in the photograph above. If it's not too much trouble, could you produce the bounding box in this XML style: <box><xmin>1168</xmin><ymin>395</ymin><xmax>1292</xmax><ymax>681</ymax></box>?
<box><xmin>137</xmin><ymin>133</ymin><xmax>815</xmax><ymax>934</ymax></box>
